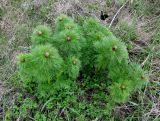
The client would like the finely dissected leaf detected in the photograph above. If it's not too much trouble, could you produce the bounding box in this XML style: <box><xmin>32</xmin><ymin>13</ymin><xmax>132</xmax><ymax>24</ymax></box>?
<box><xmin>55</xmin><ymin>14</ymin><xmax>74</xmax><ymax>32</ymax></box>
<box><xmin>17</xmin><ymin>53</ymin><xmax>35</xmax><ymax>80</ymax></box>
<box><xmin>64</xmin><ymin>56</ymin><xmax>81</xmax><ymax>79</ymax></box>
<box><xmin>83</xmin><ymin>18</ymin><xmax>113</xmax><ymax>40</ymax></box>
<box><xmin>15</xmin><ymin>15</ymin><xmax>147</xmax><ymax>120</ymax></box>
<box><xmin>31</xmin><ymin>25</ymin><xmax>51</xmax><ymax>46</ymax></box>
<box><xmin>128</xmin><ymin>63</ymin><xmax>147</xmax><ymax>89</ymax></box>
<box><xmin>17</xmin><ymin>44</ymin><xmax>63</xmax><ymax>82</ymax></box>
<box><xmin>109</xmin><ymin>79</ymin><xmax>133</xmax><ymax>103</ymax></box>
<box><xmin>94</xmin><ymin>36</ymin><xmax>128</xmax><ymax>70</ymax></box>
<box><xmin>52</xmin><ymin>30</ymin><xmax>82</xmax><ymax>57</ymax></box>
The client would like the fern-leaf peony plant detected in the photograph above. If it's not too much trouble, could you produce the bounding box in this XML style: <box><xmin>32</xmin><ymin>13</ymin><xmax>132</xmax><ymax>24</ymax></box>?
<box><xmin>16</xmin><ymin>15</ymin><xmax>147</xmax><ymax>119</ymax></box>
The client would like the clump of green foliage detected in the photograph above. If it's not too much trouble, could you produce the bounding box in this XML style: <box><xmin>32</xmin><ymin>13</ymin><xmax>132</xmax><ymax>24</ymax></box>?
<box><xmin>5</xmin><ymin>15</ymin><xmax>147</xmax><ymax>120</ymax></box>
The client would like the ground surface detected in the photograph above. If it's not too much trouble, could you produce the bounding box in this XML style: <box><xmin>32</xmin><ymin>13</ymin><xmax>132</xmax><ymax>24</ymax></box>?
<box><xmin>0</xmin><ymin>0</ymin><xmax>160</xmax><ymax>120</ymax></box>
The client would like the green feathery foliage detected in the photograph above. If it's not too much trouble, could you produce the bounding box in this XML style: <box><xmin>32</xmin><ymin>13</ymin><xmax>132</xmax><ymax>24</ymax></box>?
<box><xmin>63</xmin><ymin>56</ymin><xmax>81</xmax><ymax>79</ymax></box>
<box><xmin>52</xmin><ymin>30</ymin><xmax>81</xmax><ymax>57</ymax></box>
<box><xmin>12</xmin><ymin>15</ymin><xmax>148</xmax><ymax>120</ymax></box>
<box><xmin>55</xmin><ymin>14</ymin><xmax>75</xmax><ymax>33</ymax></box>
<box><xmin>94</xmin><ymin>36</ymin><xmax>128</xmax><ymax>70</ymax></box>
<box><xmin>17</xmin><ymin>44</ymin><xmax>63</xmax><ymax>83</ymax></box>
<box><xmin>31</xmin><ymin>25</ymin><xmax>52</xmax><ymax>46</ymax></box>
